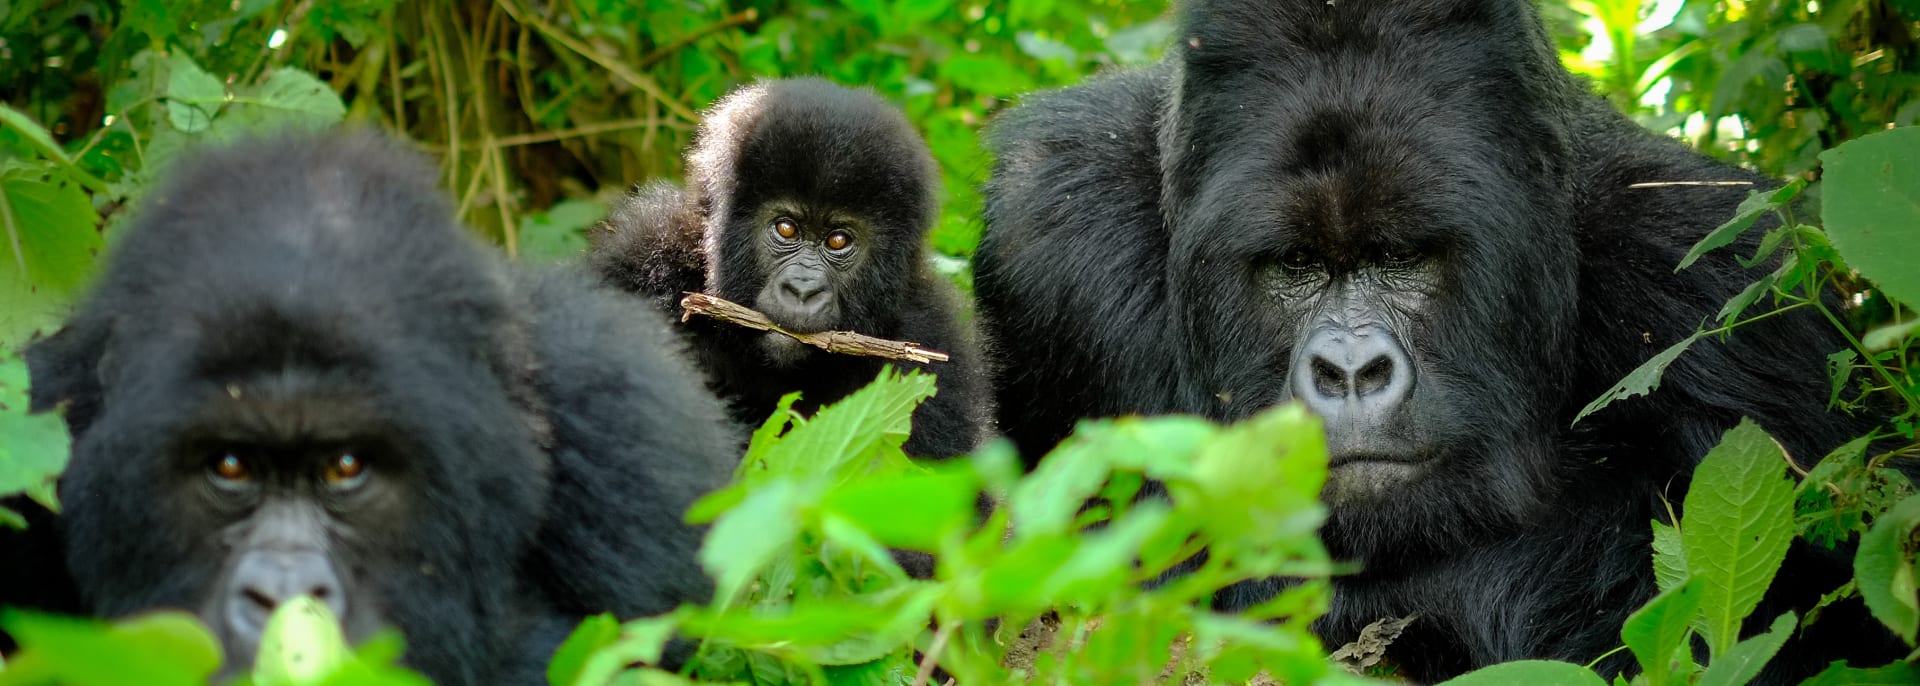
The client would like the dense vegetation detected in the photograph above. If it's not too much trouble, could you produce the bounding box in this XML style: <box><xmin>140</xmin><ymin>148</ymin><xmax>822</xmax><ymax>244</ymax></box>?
<box><xmin>0</xmin><ymin>1</ymin><xmax>1916</xmax><ymax>684</ymax></box>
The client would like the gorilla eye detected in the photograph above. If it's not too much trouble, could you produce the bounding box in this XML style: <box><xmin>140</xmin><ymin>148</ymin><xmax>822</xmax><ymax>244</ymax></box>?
<box><xmin>825</xmin><ymin>231</ymin><xmax>853</xmax><ymax>252</ymax></box>
<box><xmin>324</xmin><ymin>453</ymin><xmax>368</xmax><ymax>489</ymax></box>
<box><xmin>1382</xmin><ymin>246</ymin><xmax>1422</xmax><ymax>267</ymax></box>
<box><xmin>1279</xmin><ymin>249</ymin><xmax>1316</xmax><ymax>271</ymax></box>
<box><xmin>772</xmin><ymin>218</ymin><xmax>799</xmax><ymax>240</ymax></box>
<box><xmin>209</xmin><ymin>453</ymin><xmax>252</xmax><ymax>484</ymax></box>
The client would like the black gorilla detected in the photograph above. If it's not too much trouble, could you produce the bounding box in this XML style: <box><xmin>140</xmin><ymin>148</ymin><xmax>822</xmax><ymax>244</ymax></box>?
<box><xmin>0</xmin><ymin>133</ymin><xmax>734</xmax><ymax>684</ymax></box>
<box><xmin>591</xmin><ymin>77</ymin><xmax>989</xmax><ymax>459</ymax></box>
<box><xmin>980</xmin><ymin>0</ymin><xmax>1893</xmax><ymax>681</ymax></box>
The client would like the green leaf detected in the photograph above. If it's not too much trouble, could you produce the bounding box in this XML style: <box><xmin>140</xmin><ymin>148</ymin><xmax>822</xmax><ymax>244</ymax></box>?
<box><xmin>0</xmin><ymin>609</ymin><xmax>220</xmax><ymax>686</ymax></box>
<box><xmin>1694</xmin><ymin>611</ymin><xmax>1794</xmax><ymax>686</ymax></box>
<box><xmin>1434</xmin><ymin>660</ymin><xmax>1607</xmax><ymax>686</ymax></box>
<box><xmin>546</xmin><ymin>613</ymin><xmax>619</xmax><ymax>686</ymax></box>
<box><xmin>1854</xmin><ymin>494</ymin><xmax>1920</xmax><ymax>643</ymax></box>
<box><xmin>699</xmin><ymin>480</ymin><xmax>806</xmax><ymax>604</ymax></box>
<box><xmin>0</xmin><ymin>350</ymin><xmax>70</xmax><ymax>513</ymax></box>
<box><xmin>1574</xmin><ymin>331</ymin><xmax>1704</xmax><ymax>424</ymax></box>
<box><xmin>1652</xmin><ymin>520</ymin><xmax>1689</xmax><ymax>592</ymax></box>
<box><xmin>1681</xmin><ymin>419</ymin><xmax>1796</xmax><ymax>655</ymax></box>
<box><xmin>165</xmin><ymin>53</ymin><xmax>224</xmax><ymax>133</ymax></box>
<box><xmin>569</xmin><ymin>613</ymin><xmax>684</xmax><ymax>686</ymax></box>
<box><xmin>820</xmin><ymin>468</ymin><xmax>976</xmax><ymax>551</ymax></box>
<box><xmin>212</xmin><ymin>68</ymin><xmax>349</xmax><ymax>140</ymax></box>
<box><xmin>518</xmin><ymin>199</ymin><xmax>605</xmax><ymax>263</ymax></box>
<box><xmin>1676</xmin><ymin>182</ymin><xmax>1800</xmax><ymax>272</ymax></box>
<box><xmin>0</xmin><ymin>168</ymin><xmax>104</xmax><ymax>348</ymax></box>
<box><xmin>752</xmin><ymin>368</ymin><xmax>935</xmax><ymax>482</ymax></box>
<box><xmin>1862</xmin><ymin>318</ymin><xmax>1920</xmax><ymax>352</ymax></box>
<box><xmin>1715</xmin><ymin>274</ymin><xmax>1776</xmax><ymax>324</ymax></box>
<box><xmin>253</xmin><ymin>596</ymin><xmax>353</xmax><ymax>685</ymax></box>
<box><xmin>1795</xmin><ymin>437</ymin><xmax>1913</xmax><ymax>549</ymax></box>
<box><xmin>1621</xmin><ymin>578</ymin><xmax>1704</xmax><ymax>686</ymax></box>
<box><xmin>1820</xmin><ymin>126</ymin><xmax>1920</xmax><ymax>307</ymax></box>
<box><xmin>1798</xmin><ymin>660</ymin><xmax>1920</xmax><ymax>686</ymax></box>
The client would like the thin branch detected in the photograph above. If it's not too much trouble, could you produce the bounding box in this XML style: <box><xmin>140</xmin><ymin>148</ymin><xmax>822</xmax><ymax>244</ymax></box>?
<box><xmin>638</xmin><ymin>9</ymin><xmax>760</xmax><ymax>70</ymax></box>
<box><xmin>680</xmin><ymin>293</ymin><xmax>951</xmax><ymax>364</ymax></box>
<box><xmin>912</xmin><ymin>621</ymin><xmax>958</xmax><ymax>686</ymax></box>
<box><xmin>496</xmin><ymin>0</ymin><xmax>700</xmax><ymax>122</ymax></box>
<box><xmin>1628</xmin><ymin>181</ymin><xmax>1756</xmax><ymax>189</ymax></box>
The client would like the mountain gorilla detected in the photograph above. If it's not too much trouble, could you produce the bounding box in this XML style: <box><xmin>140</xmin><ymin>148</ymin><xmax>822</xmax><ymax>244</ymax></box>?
<box><xmin>1</xmin><ymin>133</ymin><xmax>734</xmax><ymax>683</ymax></box>
<box><xmin>591</xmin><ymin>78</ymin><xmax>988</xmax><ymax>459</ymax></box>
<box><xmin>980</xmin><ymin>0</ymin><xmax>1896</xmax><ymax>681</ymax></box>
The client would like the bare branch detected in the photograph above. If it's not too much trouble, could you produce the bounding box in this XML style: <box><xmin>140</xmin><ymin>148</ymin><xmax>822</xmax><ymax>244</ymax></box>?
<box><xmin>680</xmin><ymin>293</ymin><xmax>951</xmax><ymax>364</ymax></box>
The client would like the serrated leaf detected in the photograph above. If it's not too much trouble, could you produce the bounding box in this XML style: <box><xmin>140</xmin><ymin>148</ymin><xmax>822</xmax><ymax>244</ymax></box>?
<box><xmin>1652</xmin><ymin>520</ymin><xmax>1689</xmax><ymax>592</ymax></box>
<box><xmin>0</xmin><ymin>169</ymin><xmax>103</xmax><ymax>348</ymax></box>
<box><xmin>1716</xmin><ymin>274</ymin><xmax>1776</xmax><ymax>324</ymax></box>
<box><xmin>1681</xmin><ymin>419</ymin><xmax>1795</xmax><ymax>655</ymax></box>
<box><xmin>1695</xmin><ymin>611</ymin><xmax>1794</xmax><ymax>686</ymax></box>
<box><xmin>212</xmin><ymin>68</ymin><xmax>348</xmax><ymax>140</ymax></box>
<box><xmin>754</xmin><ymin>367</ymin><xmax>935</xmax><ymax>482</ymax></box>
<box><xmin>165</xmin><ymin>53</ymin><xmax>224</xmax><ymax>133</ymax></box>
<box><xmin>1855</xmin><ymin>495</ymin><xmax>1920</xmax><ymax>643</ymax></box>
<box><xmin>1435</xmin><ymin>660</ymin><xmax>1607</xmax><ymax>686</ymax></box>
<box><xmin>1621</xmin><ymin>578</ymin><xmax>1704</xmax><ymax>686</ymax></box>
<box><xmin>1821</xmin><ymin>127</ymin><xmax>1920</xmax><ymax>307</ymax></box>
<box><xmin>1677</xmin><ymin>183</ymin><xmax>1799</xmax><ymax>272</ymax></box>
<box><xmin>1574</xmin><ymin>332</ymin><xmax>1704</xmax><ymax>424</ymax></box>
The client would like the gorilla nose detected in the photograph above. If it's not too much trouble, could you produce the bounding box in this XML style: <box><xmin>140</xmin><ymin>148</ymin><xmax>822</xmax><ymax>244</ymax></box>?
<box><xmin>227</xmin><ymin>550</ymin><xmax>346</xmax><ymax>639</ymax></box>
<box><xmin>1293</xmin><ymin>327</ymin><xmax>1414</xmax><ymax>422</ymax></box>
<box><xmin>777</xmin><ymin>273</ymin><xmax>829</xmax><ymax>311</ymax></box>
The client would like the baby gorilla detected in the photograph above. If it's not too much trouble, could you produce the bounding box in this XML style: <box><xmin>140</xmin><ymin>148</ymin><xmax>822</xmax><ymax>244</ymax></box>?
<box><xmin>6</xmin><ymin>133</ymin><xmax>735</xmax><ymax>684</ymax></box>
<box><xmin>592</xmin><ymin>78</ymin><xmax>988</xmax><ymax>459</ymax></box>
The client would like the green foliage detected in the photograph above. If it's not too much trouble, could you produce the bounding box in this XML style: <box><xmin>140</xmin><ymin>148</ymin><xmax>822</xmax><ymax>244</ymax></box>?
<box><xmin>0</xmin><ymin>604</ymin><xmax>427</xmax><ymax>686</ymax></box>
<box><xmin>553</xmin><ymin>369</ymin><xmax>1348</xmax><ymax>685</ymax></box>
<box><xmin>0</xmin><ymin>350</ymin><xmax>67</xmax><ymax>528</ymax></box>
<box><xmin>1820</xmin><ymin>126</ymin><xmax>1920</xmax><ymax>308</ymax></box>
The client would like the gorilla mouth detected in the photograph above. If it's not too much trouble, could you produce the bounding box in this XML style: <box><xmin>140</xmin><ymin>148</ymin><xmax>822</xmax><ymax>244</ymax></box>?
<box><xmin>1326</xmin><ymin>451</ymin><xmax>1431</xmax><ymax>468</ymax></box>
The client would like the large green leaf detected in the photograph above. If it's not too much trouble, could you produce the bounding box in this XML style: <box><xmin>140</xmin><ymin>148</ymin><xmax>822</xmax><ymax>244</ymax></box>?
<box><xmin>1820</xmin><ymin>126</ymin><xmax>1920</xmax><ymax>307</ymax></box>
<box><xmin>0</xmin><ymin>167</ymin><xmax>102</xmax><ymax>348</ymax></box>
<box><xmin>1681</xmin><ymin>419</ymin><xmax>1795</xmax><ymax>655</ymax></box>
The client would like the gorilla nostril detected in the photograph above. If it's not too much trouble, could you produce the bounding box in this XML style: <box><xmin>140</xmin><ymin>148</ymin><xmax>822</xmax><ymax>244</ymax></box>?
<box><xmin>243</xmin><ymin>586</ymin><xmax>277</xmax><ymax>612</ymax></box>
<box><xmin>1311</xmin><ymin>357</ymin><xmax>1346</xmax><ymax>397</ymax></box>
<box><xmin>1355</xmin><ymin>356</ymin><xmax>1395</xmax><ymax>396</ymax></box>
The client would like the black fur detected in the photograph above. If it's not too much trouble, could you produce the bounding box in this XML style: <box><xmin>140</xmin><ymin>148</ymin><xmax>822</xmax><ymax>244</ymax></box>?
<box><xmin>979</xmin><ymin>0</ymin><xmax>1897</xmax><ymax>681</ymax></box>
<box><xmin>591</xmin><ymin>78</ymin><xmax>989</xmax><ymax>459</ymax></box>
<box><xmin>2</xmin><ymin>133</ymin><xmax>733</xmax><ymax>684</ymax></box>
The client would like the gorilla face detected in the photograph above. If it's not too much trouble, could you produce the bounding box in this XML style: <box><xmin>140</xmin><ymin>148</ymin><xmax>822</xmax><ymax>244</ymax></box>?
<box><xmin>741</xmin><ymin>201</ymin><xmax>876</xmax><ymax>365</ymax></box>
<box><xmin>1166</xmin><ymin>79</ymin><xmax>1581</xmax><ymax>558</ymax></box>
<box><xmin>49</xmin><ymin>311</ymin><xmax>543</xmax><ymax>679</ymax></box>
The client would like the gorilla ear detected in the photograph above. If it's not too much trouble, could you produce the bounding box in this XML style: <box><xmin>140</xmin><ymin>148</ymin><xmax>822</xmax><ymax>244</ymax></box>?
<box><xmin>24</xmin><ymin>315</ymin><xmax>111</xmax><ymax>427</ymax></box>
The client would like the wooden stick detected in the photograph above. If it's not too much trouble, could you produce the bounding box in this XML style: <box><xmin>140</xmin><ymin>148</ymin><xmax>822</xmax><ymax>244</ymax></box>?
<box><xmin>679</xmin><ymin>293</ymin><xmax>951</xmax><ymax>364</ymax></box>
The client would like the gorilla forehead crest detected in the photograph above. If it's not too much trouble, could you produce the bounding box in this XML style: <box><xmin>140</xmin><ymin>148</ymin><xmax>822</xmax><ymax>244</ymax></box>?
<box><xmin>688</xmin><ymin>78</ymin><xmax>939</xmax><ymax>240</ymax></box>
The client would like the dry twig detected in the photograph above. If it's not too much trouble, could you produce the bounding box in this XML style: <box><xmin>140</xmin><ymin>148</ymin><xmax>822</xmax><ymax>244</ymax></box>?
<box><xmin>679</xmin><ymin>293</ymin><xmax>951</xmax><ymax>364</ymax></box>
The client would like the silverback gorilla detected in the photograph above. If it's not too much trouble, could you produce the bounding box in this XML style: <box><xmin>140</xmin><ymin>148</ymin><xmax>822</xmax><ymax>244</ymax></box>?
<box><xmin>590</xmin><ymin>78</ymin><xmax>989</xmax><ymax>459</ymax></box>
<box><xmin>1</xmin><ymin>133</ymin><xmax>734</xmax><ymax>683</ymax></box>
<box><xmin>979</xmin><ymin>0</ymin><xmax>1897</xmax><ymax>681</ymax></box>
